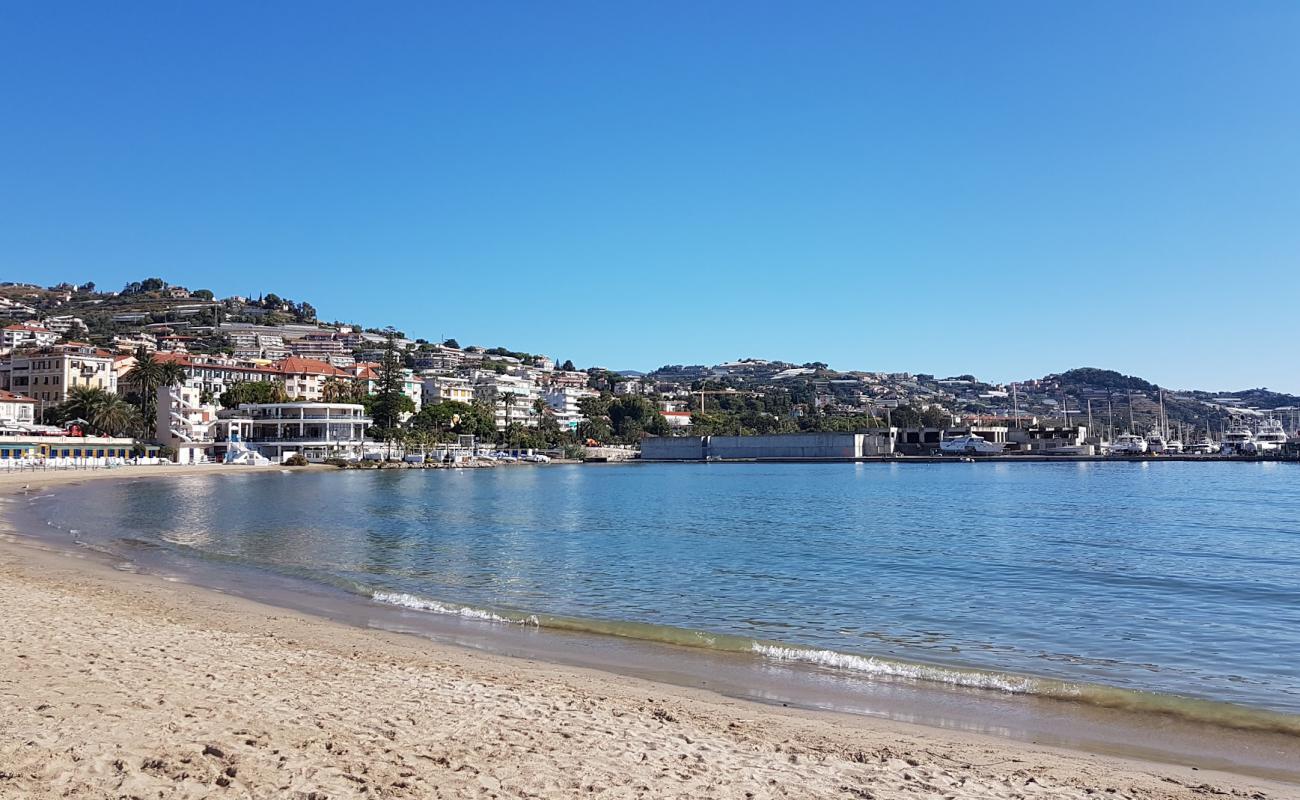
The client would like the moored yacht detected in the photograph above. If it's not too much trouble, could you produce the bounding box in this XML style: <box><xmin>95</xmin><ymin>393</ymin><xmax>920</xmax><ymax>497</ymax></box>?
<box><xmin>1186</xmin><ymin>435</ymin><xmax>1217</xmax><ymax>455</ymax></box>
<box><xmin>1245</xmin><ymin>417</ymin><xmax>1287</xmax><ymax>453</ymax></box>
<box><xmin>1108</xmin><ymin>433</ymin><xmax>1148</xmax><ymax>455</ymax></box>
<box><xmin>1220</xmin><ymin>416</ymin><xmax>1254</xmax><ymax>455</ymax></box>
<box><xmin>940</xmin><ymin>433</ymin><xmax>1005</xmax><ymax>455</ymax></box>
<box><xmin>1145</xmin><ymin>428</ymin><xmax>1168</xmax><ymax>454</ymax></box>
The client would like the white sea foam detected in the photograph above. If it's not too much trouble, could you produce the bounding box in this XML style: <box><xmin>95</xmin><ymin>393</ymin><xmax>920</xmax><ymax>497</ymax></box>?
<box><xmin>751</xmin><ymin>643</ymin><xmax>1062</xmax><ymax>696</ymax></box>
<box><xmin>372</xmin><ymin>591</ymin><xmax>539</xmax><ymax>626</ymax></box>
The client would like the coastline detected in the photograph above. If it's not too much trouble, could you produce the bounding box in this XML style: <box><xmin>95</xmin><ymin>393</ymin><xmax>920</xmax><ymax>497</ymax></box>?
<box><xmin>1</xmin><ymin>468</ymin><xmax>1296</xmax><ymax>798</ymax></box>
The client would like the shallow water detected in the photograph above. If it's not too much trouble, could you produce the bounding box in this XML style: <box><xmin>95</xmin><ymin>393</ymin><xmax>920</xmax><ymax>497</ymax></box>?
<box><xmin>20</xmin><ymin>461</ymin><xmax>1300</xmax><ymax>731</ymax></box>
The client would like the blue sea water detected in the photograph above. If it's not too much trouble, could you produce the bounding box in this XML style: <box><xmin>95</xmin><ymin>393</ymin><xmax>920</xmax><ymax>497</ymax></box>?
<box><xmin>22</xmin><ymin>461</ymin><xmax>1300</xmax><ymax>724</ymax></box>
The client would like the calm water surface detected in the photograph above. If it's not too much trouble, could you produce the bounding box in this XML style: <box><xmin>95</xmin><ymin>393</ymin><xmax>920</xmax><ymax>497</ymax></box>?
<box><xmin>23</xmin><ymin>461</ymin><xmax>1300</xmax><ymax>723</ymax></box>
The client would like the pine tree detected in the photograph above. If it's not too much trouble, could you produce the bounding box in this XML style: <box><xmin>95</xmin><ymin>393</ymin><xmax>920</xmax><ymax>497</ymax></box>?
<box><xmin>371</xmin><ymin>329</ymin><xmax>407</xmax><ymax>453</ymax></box>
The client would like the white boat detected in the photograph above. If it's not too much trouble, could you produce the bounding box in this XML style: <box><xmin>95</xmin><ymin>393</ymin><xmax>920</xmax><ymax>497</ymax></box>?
<box><xmin>1107</xmin><ymin>433</ymin><xmax>1148</xmax><ymax>455</ymax></box>
<box><xmin>1044</xmin><ymin>444</ymin><xmax>1093</xmax><ymax>455</ymax></box>
<box><xmin>1186</xmin><ymin>436</ymin><xmax>1217</xmax><ymax>455</ymax></box>
<box><xmin>1163</xmin><ymin>438</ymin><xmax>1184</xmax><ymax>454</ymax></box>
<box><xmin>940</xmin><ymin>434</ymin><xmax>1004</xmax><ymax>455</ymax></box>
<box><xmin>1245</xmin><ymin>417</ymin><xmax>1287</xmax><ymax>453</ymax></box>
<box><xmin>1221</xmin><ymin>416</ymin><xmax>1254</xmax><ymax>455</ymax></box>
<box><xmin>1145</xmin><ymin>429</ymin><xmax>1168</xmax><ymax>454</ymax></box>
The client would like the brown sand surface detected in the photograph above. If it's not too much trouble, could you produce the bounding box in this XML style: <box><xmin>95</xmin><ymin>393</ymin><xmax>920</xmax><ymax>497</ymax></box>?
<box><xmin>0</xmin><ymin>468</ymin><xmax>1294</xmax><ymax>799</ymax></box>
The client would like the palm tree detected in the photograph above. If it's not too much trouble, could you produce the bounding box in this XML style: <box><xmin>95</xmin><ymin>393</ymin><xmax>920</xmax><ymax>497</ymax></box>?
<box><xmin>500</xmin><ymin>392</ymin><xmax>517</xmax><ymax>430</ymax></box>
<box><xmin>124</xmin><ymin>346</ymin><xmax>164</xmax><ymax>415</ymax></box>
<box><xmin>56</xmin><ymin>386</ymin><xmax>114</xmax><ymax>428</ymax></box>
<box><xmin>159</xmin><ymin>361</ymin><xmax>187</xmax><ymax>392</ymax></box>
<box><xmin>52</xmin><ymin>387</ymin><xmax>139</xmax><ymax>437</ymax></box>
<box><xmin>92</xmin><ymin>395</ymin><xmax>140</xmax><ymax>437</ymax></box>
<box><xmin>125</xmin><ymin>350</ymin><xmax>188</xmax><ymax>438</ymax></box>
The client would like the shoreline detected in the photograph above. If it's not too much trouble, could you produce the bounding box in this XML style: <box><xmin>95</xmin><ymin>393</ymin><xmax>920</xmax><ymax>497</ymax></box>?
<box><xmin>1</xmin><ymin>467</ymin><xmax>1297</xmax><ymax>797</ymax></box>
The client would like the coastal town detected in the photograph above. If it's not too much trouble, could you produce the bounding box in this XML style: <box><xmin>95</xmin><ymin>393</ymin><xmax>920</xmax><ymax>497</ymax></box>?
<box><xmin>2</xmin><ymin>278</ymin><xmax>1298</xmax><ymax>468</ymax></box>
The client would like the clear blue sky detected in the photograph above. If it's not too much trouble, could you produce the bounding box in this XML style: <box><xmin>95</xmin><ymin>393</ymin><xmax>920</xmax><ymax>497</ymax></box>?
<box><xmin>3</xmin><ymin>3</ymin><xmax>1297</xmax><ymax>392</ymax></box>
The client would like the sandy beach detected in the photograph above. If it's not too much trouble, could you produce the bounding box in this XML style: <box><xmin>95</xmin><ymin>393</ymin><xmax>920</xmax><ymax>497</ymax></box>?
<box><xmin>0</xmin><ymin>467</ymin><xmax>1293</xmax><ymax>799</ymax></box>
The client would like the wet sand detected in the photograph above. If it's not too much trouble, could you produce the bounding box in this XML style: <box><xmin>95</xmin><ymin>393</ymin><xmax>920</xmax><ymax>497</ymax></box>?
<box><xmin>0</xmin><ymin>467</ymin><xmax>1295</xmax><ymax>798</ymax></box>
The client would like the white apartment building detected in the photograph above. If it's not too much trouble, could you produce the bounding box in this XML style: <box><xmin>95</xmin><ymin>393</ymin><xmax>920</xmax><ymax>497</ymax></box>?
<box><xmin>2</xmin><ymin>324</ymin><xmax>59</xmax><ymax>351</ymax></box>
<box><xmin>0</xmin><ymin>389</ymin><xmax>37</xmax><ymax>429</ymax></box>
<box><xmin>112</xmin><ymin>333</ymin><xmax>158</xmax><ymax>353</ymax></box>
<box><xmin>542</xmin><ymin>387</ymin><xmax>597</xmax><ymax>430</ymax></box>
<box><xmin>0</xmin><ymin>297</ymin><xmax>37</xmax><ymax>319</ymax></box>
<box><xmin>473</xmin><ymin>374</ymin><xmax>540</xmax><ymax>429</ymax></box>
<box><xmin>42</xmin><ymin>315</ymin><xmax>88</xmax><ymax>337</ymax></box>
<box><xmin>1</xmin><ymin>345</ymin><xmax>117</xmax><ymax>406</ymax></box>
<box><xmin>215</xmin><ymin>402</ymin><xmax>371</xmax><ymax>463</ymax></box>
<box><xmin>155</xmin><ymin>384</ymin><xmax>221</xmax><ymax>463</ymax></box>
<box><xmin>227</xmin><ymin>330</ymin><xmax>289</xmax><ymax>360</ymax></box>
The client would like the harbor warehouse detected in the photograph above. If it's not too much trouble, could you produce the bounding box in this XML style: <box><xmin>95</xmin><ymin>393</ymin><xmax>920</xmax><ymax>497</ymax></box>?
<box><xmin>641</xmin><ymin>431</ymin><xmax>896</xmax><ymax>461</ymax></box>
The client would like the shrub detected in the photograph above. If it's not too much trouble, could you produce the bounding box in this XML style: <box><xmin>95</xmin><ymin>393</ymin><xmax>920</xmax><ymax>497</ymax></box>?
<box><xmin>284</xmin><ymin>453</ymin><xmax>310</xmax><ymax>467</ymax></box>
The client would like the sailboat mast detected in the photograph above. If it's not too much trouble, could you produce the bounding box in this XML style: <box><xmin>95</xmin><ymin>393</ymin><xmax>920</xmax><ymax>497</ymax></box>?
<box><xmin>1158</xmin><ymin>389</ymin><xmax>1167</xmax><ymax>440</ymax></box>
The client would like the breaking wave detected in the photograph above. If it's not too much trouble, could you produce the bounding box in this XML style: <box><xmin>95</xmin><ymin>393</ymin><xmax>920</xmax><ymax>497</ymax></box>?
<box><xmin>750</xmin><ymin>643</ymin><xmax>1056</xmax><ymax>695</ymax></box>
<box><xmin>372</xmin><ymin>591</ymin><xmax>540</xmax><ymax>626</ymax></box>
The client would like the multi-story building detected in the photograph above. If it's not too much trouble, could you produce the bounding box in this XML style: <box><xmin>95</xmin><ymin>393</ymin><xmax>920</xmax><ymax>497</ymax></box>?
<box><xmin>155</xmin><ymin>384</ymin><xmax>221</xmax><ymax>463</ymax></box>
<box><xmin>1</xmin><ymin>345</ymin><xmax>117</xmax><ymax>406</ymax></box>
<box><xmin>473</xmin><ymin>373</ymin><xmax>540</xmax><ymax>429</ymax></box>
<box><xmin>422</xmin><ymin>375</ymin><xmax>475</xmax><ymax>405</ymax></box>
<box><xmin>542</xmin><ymin>387</ymin><xmax>597</xmax><ymax>431</ymax></box>
<box><xmin>273</xmin><ymin>356</ymin><xmax>355</xmax><ymax>403</ymax></box>
<box><xmin>410</xmin><ymin>344</ymin><xmax>465</xmax><ymax>372</ymax></box>
<box><xmin>541</xmin><ymin>370</ymin><xmax>589</xmax><ymax>391</ymax></box>
<box><xmin>0</xmin><ymin>297</ymin><xmax>37</xmax><ymax>319</ymax></box>
<box><xmin>142</xmin><ymin>353</ymin><xmax>280</xmax><ymax>402</ymax></box>
<box><xmin>228</xmin><ymin>330</ymin><xmax>289</xmax><ymax>360</ymax></box>
<box><xmin>214</xmin><ymin>402</ymin><xmax>371</xmax><ymax>463</ymax></box>
<box><xmin>41</xmin><ymin>315</ymin><xmax>88</xmax><ymax>337</ymax></box>
<box><xmin>0</xmin><ymin>389</ymin><xmax>37</xmax><ymax>429</ymax></box>
<box><xmin>289</xmin><ymin>332</ymin><xmax>348</xmax><ymax>362</ymax></box>
<box><xmin>2</xmin><ymin>324</ymin><xmax>59</xmax><ymax>351</ymax></box>
<box><xmin>111</xmin><ymin>333</ymin><xmax>158</xmax><ymax>353</ymax></box>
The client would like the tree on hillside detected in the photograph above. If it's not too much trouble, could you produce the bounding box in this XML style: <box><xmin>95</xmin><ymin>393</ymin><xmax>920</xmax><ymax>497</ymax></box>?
<box><xmin>219</xmin><ymin>380</ymin><xmax>288</xmax><ymax>408</ymax></box>
<box><xmin>442</xmin><ymin>338</ymin><xmax>460</xmax><ymax>349</ymax></box>
<box><xmin>608</xmin><ymin>396</ymin><xmax>669</xmax><ymax>441</ymax></box>
<box><xmin>369</xmin><ymin>329</ymin><xmax>408</xmax><ymax>449</ymax></box>
<box><xmin>560</xmin><ymin>359</ymin><xmax>576</xmax><ymax>372</ymax></box>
